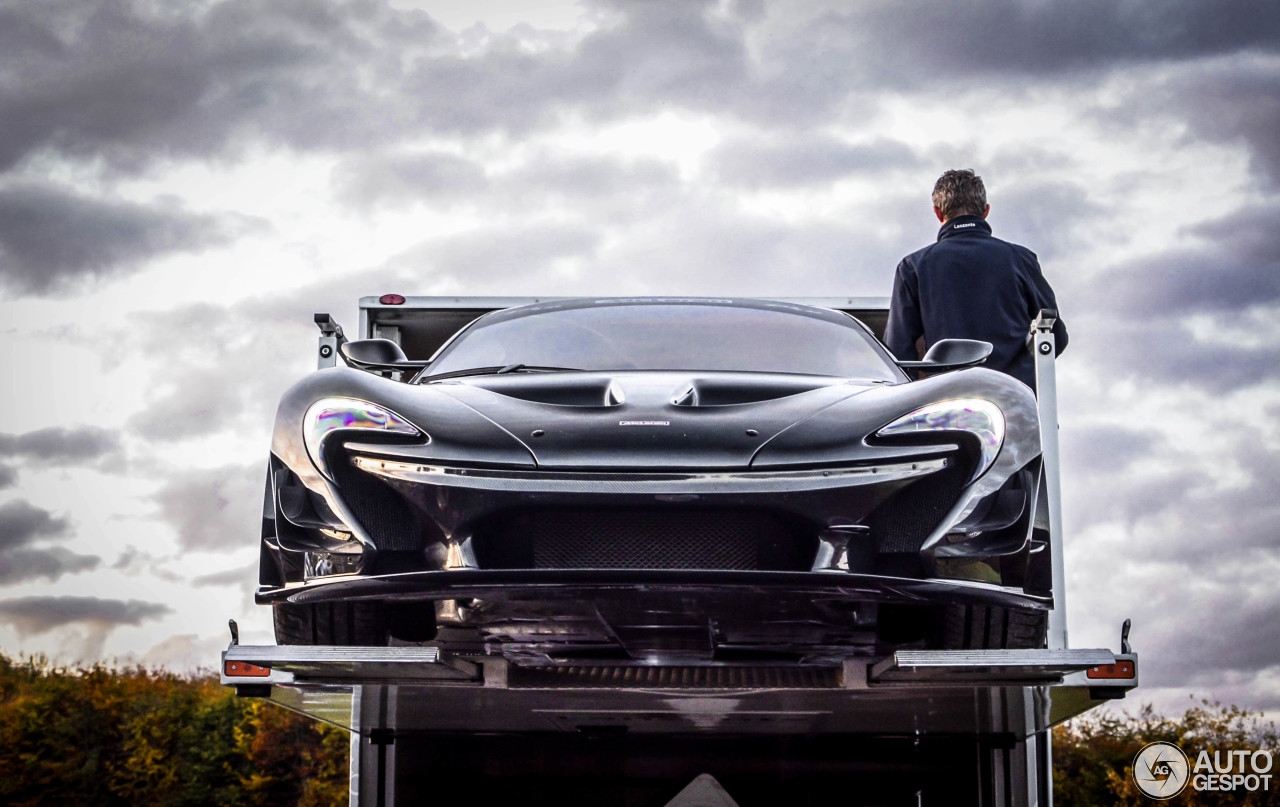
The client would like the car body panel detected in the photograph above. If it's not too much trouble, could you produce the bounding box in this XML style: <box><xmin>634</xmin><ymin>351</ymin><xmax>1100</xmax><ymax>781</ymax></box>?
<box><xmin>259</xmin><ymin>297</ymin><xmax>1051</xmax><ymax>659</ymax></box>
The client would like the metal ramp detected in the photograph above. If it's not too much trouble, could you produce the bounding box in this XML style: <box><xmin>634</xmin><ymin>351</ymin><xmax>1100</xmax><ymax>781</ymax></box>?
<box><xmin>870</xmin><ymin>648</ymin><xmax>1117</xmax><ymax>685</ymax></box>
<box><xmin>223</xmin><ymin>643</ymin><xmax>1137</xmax><ymax>735</ymax></box>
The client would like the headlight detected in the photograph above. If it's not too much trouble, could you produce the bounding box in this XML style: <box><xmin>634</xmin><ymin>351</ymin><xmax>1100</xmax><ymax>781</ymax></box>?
<box><xmin>876</xmin><ymin>398</ymin><xmax>1004</xmax><ymax>481</ymax></box>
<box><xmin>304</xmin><ymin>397</ymin><xmax>424</xmax><ymax>481</ymax></box>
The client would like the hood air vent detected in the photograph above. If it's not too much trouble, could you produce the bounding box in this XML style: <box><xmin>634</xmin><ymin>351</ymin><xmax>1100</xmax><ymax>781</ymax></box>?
<box><xmin>463</xmin><ymin>377</ymin><xmax>624</xmax><ymax>407</ymax></box>
<box><xmin>671</xmin><ymin>377</ymin><xmax>842</xmax><ymax>407</ymax></box>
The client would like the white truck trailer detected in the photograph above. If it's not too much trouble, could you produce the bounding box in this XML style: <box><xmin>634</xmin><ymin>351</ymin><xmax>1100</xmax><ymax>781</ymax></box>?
<box><xmin>222</xmin><ymin>297</ymin><xmax>1138</xmax><ymax>807</ymax></box>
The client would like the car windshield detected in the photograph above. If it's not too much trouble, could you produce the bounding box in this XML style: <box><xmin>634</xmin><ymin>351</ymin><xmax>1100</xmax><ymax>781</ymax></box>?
<box><xmin>425</xmin><ymin>302</ymin><xmax>899</xmax><ymax>381</ymax></box>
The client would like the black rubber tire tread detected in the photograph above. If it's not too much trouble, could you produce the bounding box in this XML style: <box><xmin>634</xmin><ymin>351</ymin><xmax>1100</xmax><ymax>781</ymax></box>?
<box><xmin>942</xmin><ymin>604</ymin><xmax>1046</xmax><ymax>649</ymax></box>
<box><xmin>273</xmin><ymin>601</ymin><xmax>387</xmax><ymax>646</ymax></box>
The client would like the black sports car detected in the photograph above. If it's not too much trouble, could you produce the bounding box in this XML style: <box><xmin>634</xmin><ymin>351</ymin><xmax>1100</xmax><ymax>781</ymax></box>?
<box><xmin>260</xmin><ymin>298</ymin><xmax>1050</xmax><ymax>662</ymax></box>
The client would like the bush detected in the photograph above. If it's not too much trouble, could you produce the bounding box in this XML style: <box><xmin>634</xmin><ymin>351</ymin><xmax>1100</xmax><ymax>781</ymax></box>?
<box><xmin>1054</xmin><ymin>698</ymin><xmax>1280</xmax><ymax>806</ymax></box>
<box><xmin>0</xmin><ymin>652</ymin><xmax>347</xmax><ymax>807</ymax></box>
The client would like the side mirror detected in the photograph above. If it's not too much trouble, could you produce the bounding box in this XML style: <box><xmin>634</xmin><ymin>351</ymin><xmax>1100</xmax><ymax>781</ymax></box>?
<box><xmin>340</xmin><ymin>339</ymin><xmax>430</xmax><ymax>372</ymax></box>
<box><xmin>896</xmin><ymin>339</ymin><xmax>992</xmax><ymax>372</ymax></box>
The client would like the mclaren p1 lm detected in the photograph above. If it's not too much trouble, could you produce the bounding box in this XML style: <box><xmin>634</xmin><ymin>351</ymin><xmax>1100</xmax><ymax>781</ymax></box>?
<box><xmin>260</xmin><ymin>298</ymin><xmax>1051</xmax><ymax>664</ymax></box>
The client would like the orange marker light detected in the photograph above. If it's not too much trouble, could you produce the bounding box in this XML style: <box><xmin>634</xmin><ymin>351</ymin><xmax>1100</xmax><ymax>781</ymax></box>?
<box><xmin>224</xmin><ymin>660</ymin><xmax>271</xmax><ymax>678</ymax></box>
<box><xmin>1086</xmin><ymin>660</ymin><xmax>1135</xmax><ymax>680</ymax></box>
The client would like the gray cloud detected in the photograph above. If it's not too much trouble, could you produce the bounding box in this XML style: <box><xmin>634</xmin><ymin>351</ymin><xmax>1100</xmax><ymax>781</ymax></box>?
<box><xmin>1102</xmin><ymin>249</ymin><xmax>1280</xmax><ymax>320</ymax></box>
<box><xmin>1072</xmin><ymin>315</ymin><xmax>1280</xmax><ymax>392</ymax></box>
<box><xmin>0</xmin><ymin>465</ymin><xmax>14</xmax><ymax>489</ymax></box>
<box><xmin>109</xmin><ymin>545</ymin><xmax>181</xmax><ymax>583</ymax></box>
<box><xmin>150</xmin><ymin>463</ymin><xmax>264</xmax><ymax>552</ymax></box>
<box><xmin>122</xmin><ymin>301</ymin><xmax>316</xmax><ymax>442</ymax></box>
<box><xmin>1124</xmin><ymin>56</ymin><xmax>1280</xmax><ymax>187</ymax></box>
<box><xmin>708</xmin><ymin>136</ymin><xmax>919</xmax><ymax>189</ymax></box>
<box><xmin>0</xmin><ymin>182</ymin><xmax>259</xmax><ymax>296</ymax></box>
<box><xmin>333</xmin><ymin>149</ymin><xmax>682</xmax><ymax>214</ymax></box>
<box><xmin>128</xmin><ymin>371</ymin><xmax>252</xmax><ymax>442</ymax></box>
<box><xmin>0</xmin><ymin>546</ymin><xmax>100</xmax><ymax>585</ymax></box>
<box><xmin>0</xmin><ymin>424</ymin><xmax>123</xmax><ymax>466</ymax></box>
<box><xmin>332</xmin><ymin>151</ymin><xmax>490</xmax><ymax>209</ymax></box>
<box><xmin>3</xmin><ymin>0</ymin><xmax>1276</xmax><ymax>184</ymax></box>
<box><xmin>0</xmin><ymin>498</ymin><xmax>99</xmax><ymax>584</ymax></box>
<box><xmin>1104</xmin><ymin>568</ymin><xmax>1280</xmax><ymax>693</ymax></box>
<box><xmin>0</xmin><ymin>595</ymin><xmax>172</xmax><ymax>635</ymax></box>
<box><xmin>1056</xmin><ymin>200</ymin><xmax>1280</xmax><ymax>390</ymax></box>
<box><xmin>192</xmin><ymin>562</ymin><xmax>257</xmax><ymax>588</ymax></box>
<box><xmin>0</xmin><ymin>0</ymin><xmax>792</xmax><ymax>175</ymax></box>
<box><xmin>1061</xmin><ymin>424</ymin><xmax>1162</xmax><ymax>476</ymax></box>
<box><xmin>0</xmin><ymin>0</ymin><xmax>447</xmax><ymax>171</ymax></box>
<box><xmin>388</xmin><ymin>222</ymin><xmax>603</xmax><ymax>286</ymax></box>
<box><xmin>505</xmin><ymin>154</ymin><xmax>681</xmax><ymax>208</ymax></box>
<box><xmin>0</xmin><ymin>498</ymin><xmax>70</xmax><ymax>550</ymax></box>
<box><xmin>989</xmin><ymin>180</ymin><xmax>1107</xmax><ymax>262</ymax></box>
<box><xmin>777</xmin><ymin>0</ymin><xmax>1280</xmax><ymax>87</ymax></box>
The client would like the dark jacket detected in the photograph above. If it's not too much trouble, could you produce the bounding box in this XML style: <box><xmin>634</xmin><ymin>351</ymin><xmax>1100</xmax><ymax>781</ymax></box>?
<box><xmin>884</xmin><ymin>215</ymin><xmax>1067</xmax><ymax>389</ymax></box>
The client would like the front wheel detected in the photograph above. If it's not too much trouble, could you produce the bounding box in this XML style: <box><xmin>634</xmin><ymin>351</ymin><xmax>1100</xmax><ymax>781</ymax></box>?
<box><xmin>941</xmin><ymin>604</ymin><xmax>1047</xmax><ymax>649</ymax></box>
<box><xmin>273</xmin><ymin>601</ymin><xmax>439</xmax><ymax>645</ymax></box>
<box><xmin>273</xmin><ymin>601</ymin><xmax>388</xmax><ymax>646</ymax></box>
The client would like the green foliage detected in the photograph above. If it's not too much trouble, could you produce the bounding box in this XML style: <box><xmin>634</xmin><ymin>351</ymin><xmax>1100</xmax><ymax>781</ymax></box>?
<box><xmin>0</xmin><ymin>652</ymin><xmax>347</xmax><ymax>807</ymax></box>
<box><xmin>4</xmin><ymin>649</ymin><xmax>1277</xmax><ymax>806</ymax></box>
<box><xmin>1054</xmin><ymin>698</ymin><xmax>1280</xmax><ymax>806</ymax></box>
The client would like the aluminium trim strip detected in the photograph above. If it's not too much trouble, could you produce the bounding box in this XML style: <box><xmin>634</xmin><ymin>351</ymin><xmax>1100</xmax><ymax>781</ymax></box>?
<box><xmin>349</xmin><ymin>456</ymin><xmax>948</xmax><ymax>494</ymax></box>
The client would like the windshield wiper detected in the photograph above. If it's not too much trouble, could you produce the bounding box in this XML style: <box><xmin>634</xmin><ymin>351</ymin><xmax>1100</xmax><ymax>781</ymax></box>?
<box><xmin>496</xmin><ymin>364</ymin><xmax>582</xmax><ymax>374</ymax></box>
<box><xmin>424</xmin><ymin>364</ymin><xmax>583</xmax><ymax>382</ymax></box>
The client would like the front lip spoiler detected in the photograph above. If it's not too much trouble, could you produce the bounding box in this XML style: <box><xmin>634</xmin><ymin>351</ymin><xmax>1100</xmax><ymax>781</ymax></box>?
<box><xmin>257</xmin><ymin>569</ymin><xmax>1050</xmax><ymax>610</ymax></box>
<box><xmin>348</xmin><ymin>454</ymin><xmax>949</xmax><ymax>494</ymax></box>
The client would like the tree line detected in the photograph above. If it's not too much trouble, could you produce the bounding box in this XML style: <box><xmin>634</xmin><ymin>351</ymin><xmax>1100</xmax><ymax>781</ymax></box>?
<box><xmin>1</xmin><ymin>650</ymin><xmax>1275</xmax><ymax>805</ymax></box>
<box><xmin>0</xmin><ymin>653</ymin><xmax>347</xmax><ymax>806</ymax></box>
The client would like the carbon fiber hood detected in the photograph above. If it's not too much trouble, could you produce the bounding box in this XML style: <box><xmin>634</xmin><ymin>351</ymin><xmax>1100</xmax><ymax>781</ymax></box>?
<box><xmin>432</xmin><ymin>372</ymin><xmax>871</xmax><ymax>469</ymax></box>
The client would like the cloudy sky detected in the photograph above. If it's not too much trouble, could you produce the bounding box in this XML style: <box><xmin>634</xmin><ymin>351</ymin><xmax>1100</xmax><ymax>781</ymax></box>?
<box><xmin>0</xmin><ymin>0</ymin><xmax>1277</xmax><ymax>716</ymax></box>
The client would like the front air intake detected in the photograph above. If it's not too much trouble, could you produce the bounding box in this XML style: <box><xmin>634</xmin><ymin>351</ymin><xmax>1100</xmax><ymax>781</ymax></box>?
<box><xmin>330</xmin><ymin>452</ymin><xmax>420</xmax><ymax>551</ymax></box>
<box><xmin>867</xmin><ymin>460</ymin><xmax>969</xmax><ymax>554</ymax></box>
<box><xmin>473</xmin><ymin>508</ymin><xmax>815</xmax><ymax>572</ymax></box>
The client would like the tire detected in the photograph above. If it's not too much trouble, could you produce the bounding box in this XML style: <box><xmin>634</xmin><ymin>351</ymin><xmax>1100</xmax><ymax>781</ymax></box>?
<box><xmin>273</xmin><ymin>601</ymin><xmax>388</xmax><ymax>646</ymax></box>
<box><xmin>941</xmin><ymin>604</ymin><xmax>1046</xmax><ymax>649</ymax></box>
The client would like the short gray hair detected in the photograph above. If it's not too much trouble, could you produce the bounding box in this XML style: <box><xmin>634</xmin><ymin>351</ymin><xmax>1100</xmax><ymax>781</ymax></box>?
<box><xmin>932</xmin><ymin>169</ymin><xmax>987</xmax><ymax>220</ymax></box>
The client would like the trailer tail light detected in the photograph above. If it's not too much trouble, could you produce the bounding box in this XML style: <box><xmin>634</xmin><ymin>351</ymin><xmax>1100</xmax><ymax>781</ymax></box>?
<box><xmin>225</xmin><ymin>660</ymin><xmax>271</xmax><ymax>678</ymax></box>
<box><xmin>379</xmin><ymin>294</ymin><xmax>406</xmax><ymax>305</ymax></box>
<box><xmin>1086</xmin><ymin>660</ymin><xmax>1134</xmax><ymax>679</ymax></box>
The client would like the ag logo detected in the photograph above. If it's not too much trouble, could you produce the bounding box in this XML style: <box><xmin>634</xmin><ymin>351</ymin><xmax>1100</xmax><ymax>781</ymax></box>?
<box><xmin>1133</xmin><ymin>742</ymin><xmax>1190</xmax><ymax>799</ymax></box>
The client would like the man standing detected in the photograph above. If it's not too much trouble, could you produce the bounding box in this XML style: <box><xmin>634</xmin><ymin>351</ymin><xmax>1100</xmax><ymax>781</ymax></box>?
<box><xmin>884</xmin><ymin>169</ymin><xmax>1067</xmax><ymax>389</ymax></box>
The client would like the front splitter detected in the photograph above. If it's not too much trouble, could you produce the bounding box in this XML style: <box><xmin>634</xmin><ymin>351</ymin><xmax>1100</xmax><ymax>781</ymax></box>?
<box><xmin>257</xmin><ymin>569</ymin><xmax>1050</xmax><ymax>611</ymax></box>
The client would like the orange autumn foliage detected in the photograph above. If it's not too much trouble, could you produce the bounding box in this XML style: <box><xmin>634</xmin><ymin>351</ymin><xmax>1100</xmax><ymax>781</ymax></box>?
<box><xmin>0</xmin><ymin>652</ymin><xmax>346</xmax><ymax>807</ymax></box>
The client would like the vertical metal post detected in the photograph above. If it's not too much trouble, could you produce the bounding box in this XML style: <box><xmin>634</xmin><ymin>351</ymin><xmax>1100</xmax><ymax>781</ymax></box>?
<box><xmin>1031</xmin><ymin>310</ymin><xmax>1063</xmax><ymax>807</ymax></box>
<box><xmin>1031</xmin><ymin>311</ymin><xmax>1067</xmax><ymax>652</ymax></box>
<box><xmin>315</xmin><ymin>313</ymin><xmax>345</xmax><ymax>370</ymax></box>
<box><xmin>1019</xmin><ymin>691</ymin><xmax>1041</xmax><ymax>807</ymax></box>
<box><xmin>318</xmin><ymin>333</ymin><xmax>339</xmax><ymax>369</ymax></box>
<box><xmin>349</xmin><ymin>688</ymin><xmax>362</xmax><ymax>807</ymax></box>
<box><xmin>352</xmin><ymin>686</ymin><xmax>395</xmax><ymax>807</ymax></box>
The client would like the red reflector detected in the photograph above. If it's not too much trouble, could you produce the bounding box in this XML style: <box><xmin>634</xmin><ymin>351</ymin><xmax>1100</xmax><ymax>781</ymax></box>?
<box><xmin>225</xmin><ymin>660</ymin><xmax>271</xmax><ymax>678</ymax></box>
<box><xmin>379</xmin><ymin>294</ymin><xmax>406</xmax><ymax>305</ymax></box>
<box><xmin>1086</xmin><ymin>661</ymin><xmax>1135</xmax><ymax>680</ymax></box>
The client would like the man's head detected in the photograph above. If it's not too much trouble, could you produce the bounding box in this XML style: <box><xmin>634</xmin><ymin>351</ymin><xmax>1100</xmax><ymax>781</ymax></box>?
<box><xmin>932</xmin><ymin>169</ymin><xmax>989</xmax><ymax>223</ymax></box>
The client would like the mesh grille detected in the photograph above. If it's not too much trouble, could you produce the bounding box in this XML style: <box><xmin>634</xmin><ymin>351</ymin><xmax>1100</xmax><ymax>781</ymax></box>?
<box><xmin>330</xmin><ymin>452</ymin><xmax>420</xmax><ymax>551</ymax></box>
<box><xmin>475</xmin><ymin>508</ymin><xmax>813</xmax><ymax>571</ymax></box>
<box><xmin>868</xmin><ymin>460</ymin><xmax>968</xmax><ymax>554</ymax></box>
<box><xmin>510</xmin><ymin>665</ymin><xmax>841</xmax><ymax>689</ymax></box>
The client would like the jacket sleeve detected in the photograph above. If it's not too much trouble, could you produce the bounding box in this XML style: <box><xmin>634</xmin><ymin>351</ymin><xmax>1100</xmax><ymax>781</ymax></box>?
<box><xmin>1021</xmin><ymin>253</ymin><xmax>1067</xmax><ymax>356</ymax></box>
<box><xmin>884</xmin><ymin>259</ymin><xmax>923</xmax><ymax>361</ymax></box>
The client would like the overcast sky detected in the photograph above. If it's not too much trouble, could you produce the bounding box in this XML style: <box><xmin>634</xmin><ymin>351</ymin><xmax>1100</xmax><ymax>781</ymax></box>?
<box><xmin>0</xmin><ymin>0</ymin><xmax>1278</xmax><ymax>717</ymax></box>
